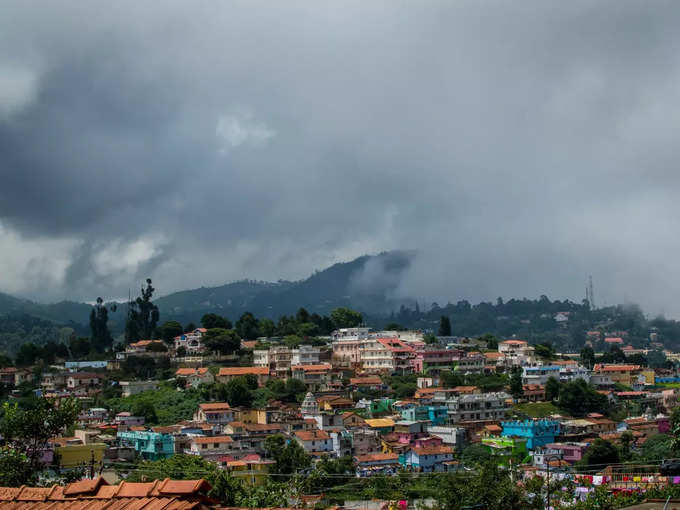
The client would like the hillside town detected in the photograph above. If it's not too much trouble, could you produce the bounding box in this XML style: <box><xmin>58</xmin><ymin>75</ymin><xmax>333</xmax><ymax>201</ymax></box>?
<box><xmin>4</xmin><ymin>315</ymin><xmax>680</xmax><ymax>509</ymax></box>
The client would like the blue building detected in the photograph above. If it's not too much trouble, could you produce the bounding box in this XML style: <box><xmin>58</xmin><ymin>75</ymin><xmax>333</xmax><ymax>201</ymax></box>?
<box><xmin>501</xmin><ymin>419</ymin><xmax>560</xmax><ymax>450</ymax></box>
<box><xmin>117</xmin><ymin>430</ymin><xmax>175</xmax><ymax>460</ymax></box>
<box><xmin>397</xmin><ymin>404</ymin><xmax>448</xmax><ymax>426</ymax></box>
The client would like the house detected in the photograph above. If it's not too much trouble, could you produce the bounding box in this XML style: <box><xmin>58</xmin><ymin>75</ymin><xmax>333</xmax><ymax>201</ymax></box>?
<box><xmin>360</xmin><ymin>337</ymin><xmax>415</xmax><ymax>373</ymax></box>
<box><xmin>317</xmin><ymin>395</ymin><xmax>354</xmax><ymax>411</ymax></box>
<box><xmin>331</xmin><ymin>328</ymin><xmax>370</xmax><ymax>367</ymax></box>
<box><xmin>41</xmin><ymin>372</ymin><xmax>67</xmax><ymax>391</ymax></box>
<box><xmin>426</xmin><ymin>425</ymin><xmax>466</xmax><ymax>452</ymax></box>
<box><xmin>354</xmin><ymin>452</ymin><xmax>400</xmax><ymax>476</ymax></box>
<box><xmin>604</xmin><ymin>337</ymin><xmax>624</xmax><ymax>345</ymax></box>
<box><xmin>193</xmin><ymin>403</ymin><xmax>234</xmax><ymax>425</ymax></box>
<box><xmin>294</xmin><ymin>429</ymin><xmax>333</xmax><ymax>455</ymax></box>
<box><xmin>188</xmin><ymin>436</ymin><xmax>235</xmax><ymax>458</ymax></box>
<box><xmin>481</xmin><ymin>436</ymin><xmax>528</xmax><ymax>464</ymax></box>
<box><xmin>253</xmin><ymin>346</ymin><xmax>292</xmax><ymax>379</ymax></box>
<box><xmin>522</xmin><ymin>366</ymin><xmax>561</xmax><ymax>386</ymax></box>
<box><xmin>394</xmin><ymin>402</ymin><xmax>448</xmax><ymax>426</ymax></box>
<box><xmin>342</xmin><ymin>411</ymin><xmax>367</xmax><ymax>429</ymax></box>
<box><xmin>50</xmin><ymin>437</ymin><xmax>107</xmax><ymax>468</ymax></box>
<box><xmin>351</xmin><ymin>429</ymin><xmax>382</xmax><ymax>456</ymax></box>
<box><xmin>291</xmin><ymin>345</ymin><xmax>321</xmax><ymax>365</ymax></box>
<box><xmin>290</xmin><ymin>364</ymin><xmax>332</xmax><ymax>390</ymax></box>
<box><xmin>349</xmin><ymin>376</ymin><xmax>384</xmax><ymax>390</ymax></box>
<box><xmin>442</xmin><ymin>392</ymin><xmax>511</xmax><ymax>424</ymax></box>
<box><xmin>175</xmin><ymin>367</ymin><xmax>214</xmax><ymax>388</ymax></box>
<box><xmin>115</xmin><ymin>412</ymin><xmax>145</xmax><ymax>427</ymax></box>
<box><xmin>174</xmin><ymin>328</ymin><xmax>207</xmax><ymax>355</ymax></box>
<box><xmin>522</xmin><ymin>384</ymin><xmax>546</xmax><ymax>402</ymax></box>
<box><xmin>364</xmin><ymin>418</ymin><xmax>395</xmax><ymax>434</ymax></box>
<box><xmin>402</xmin><ymin>445</ymin><xmax>454</xmax><ymax>472</ymax></box>
<box><xmin>219</xmin><ymin>453</ymin><xmax>275</xmax><ymax>485</ymax></box>
<box><xmin>0</xmin><ymin>478</ymin><xmax>214</xmax><ymax>508</ymax></box>
<box><xmin>412</xmin><ymin>348</ymin><xmax>462</xmax><ymax>373</ymax></box>
<box><xmin>498</xmin><ymin>340</ymin><xmax>536</xmax><ymax>367</ymax></box>
<box><xmin>125</xmin><ymin>339</ymin><xmax>167</xmax><ymax>355</ymax></box>
<box><xmin>119</xmin><ymin>380</ymin><xmax>159</xmax><ymax>397</ymax></box>
<box><xmin>534</xmin><ymin>442</ymin><xmax>588</xmax><ymax>465</ymax></box>
<box><xmin>117</xmin><ymin>430</ymin><xmax>174</xmax><ymax>460</ymax></box>
<box><xmin>592</xmin><ymin>364</ymin><xmax>642</xmax><ymax>386</ymax></box>
<box><xmin>501</xmin><ymin>420</ymin><xmax>560</xmax><ymax>450</ymax></box>
<box><xmin>217</xmin><ymin>367</ymin><xmax>270</xmax><ymax>386</ymax></box>
<box><xmin>66</xmin><ymin>372</ymin><xmax>101</xmax><ymax>389</ymax></box>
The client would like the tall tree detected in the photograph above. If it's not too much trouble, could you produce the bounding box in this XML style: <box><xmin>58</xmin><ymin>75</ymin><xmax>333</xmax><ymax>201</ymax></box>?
<box><xmin>330</xmin><ymin>307</ymin><xmax>362</xmax><ymax>328</ymax></box>
<box><xmin>89</xmin><ymin>297</ymin><xmax>114</xmax><ymax>352</ymax></box>
<box><xmin>438</xmin><ymin>316</ymin><xmax>452</xmax><ymax>336</ymax></box>
<box><xmin>201</xmin><ymin>313</ymin><xmax>232</xmax><ymax>330</ymax></box>
<box><xmin>157</xmin><ymin>320</ymin><xmax>183</xmax><ymax>344</ymax></box>
<box><xmin>509</xmin><ymin>366</ymin><xmax>524</xmax><ymax>399</ymax></box>
<box><xmin>0</xmin><ymin>398</ymin><xmax>80</xmax><ymax>485</ymax></box>
<box><xmin>125</xmin><ymin>279</ymin><xmax>160</xmax><ymax>343</ymax></box>
<box><xmin>545</xmin><ymin>376</ymin><xmax>561</xmax><ymax>401</ymax></box>
<box><xmin>235</xmin><ymin>312</ymin><xmax>260</xmax><ymax>340</ymax></box>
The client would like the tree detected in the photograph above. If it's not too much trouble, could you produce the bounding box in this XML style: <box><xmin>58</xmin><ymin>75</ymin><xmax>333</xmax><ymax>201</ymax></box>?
<box><xmin>580</xmin><ymin>346</ymin><xmax>595</xmax><ymax>368</ymax></box>
<box><xmin>132</xmin><ymin>400</ymin><xmax>158</xmax><ymax>424</ymax></box>
<box><xmin>224</xmin><ymin>377</ymin><xmax>255</xmax><ymax>407</ymax></box>
<box><xmin>481</xmin><ymin>333</ymin><xmax>499</xmax><ymax>350</ymax></box>
<box><xmin>204</xmin><ymin>329</ymin><xmax>241</xmax><ymax>355</ymax></box>
<box><xmin>647</xmin><ymin>350</ymin><xmax>668</xmax><ymax>369</ymax></box>
<box><xmin>69</xmin><ymin>336</ymin><xmax>91</xmax><ymax>358</ymax></box>
<box><xmin>15</xmin><ymin>343</ymin><xmax>41</xmax><ymax>366</ymax></box>
<box><xmin>545</xmin><ymin>376</ymin><xmax>561</xmax><ymax>401</ymax></box>
<box><xmin>184</xmin><ymin>322</ymin><xmax>197</xmax><ymax>332</ymax></box>
<box><xmin>581</xmin><ymin>438</ymin><xmax>620</xmax><ymax>468</ymax></box>
<box><xmin>384</xmin><ymin>323</ymin><xmax>404</xmax><ymax>331</ymax></box>
<box><xmin>461</xmin><ymin>444</ymin><xmax>492</xmax><ymax>466</ymax></box>
<box><xmin>264</xmin><ymin>434</ymin><xmax>311</xmax><ymax>476</ymax></box>
<box><xmin>201</xmin><ymin>314</ymin><xmax>232</xmax><ymax>330</ymax></box>
<box><xmin>126</xmin><ymin>279</ymin><xmax>160</xmax><ymax>343</ymax></box>
<box><xmin>534</xmin><ymin>343</ymin><xmax>555</xmax><ymax>360</ymax></box>
<box><xmin>0</xmin><ymin>397</ymin><xmax>80</xmax><ymax>485</ymax></box>
<box><xmin>259</xmin><ymin>318</ymin><xmax>276</xmax><ymax>338</ymax></box>
<box><xmin>126</xmin><ymin>454</ymin><xmax>245</xmax><ymax>505</ymax></box>
<box><xmin>157</xmin><ymin>321</ymin><xmax>183</xmax><ymax>344</ymax></box>
<box><xmin>283</xmin><ymin>335</ymin><xmax>303</xmax><ymax>349</ymax></box>
<box><xmin>558</xmin><ymin>379</ymin><xmax>609</xmax><ymax>417</ymax></box>
<box><xmin>330</xmin><ymin>307</ymin><xmax>362</xmax><ymax>328</ymax></box>
<box><xmin>236</xmin><ymin>312</ymin><xmax>260</xmax><ymax>340</ymax></box>
<box><xmin>89</xmin><ymin>297</ymin><xmax>114</xmax><ymax>352</ymax></box>
<box><xmin>438</xmin><ymin>316</ymin><xmax>452</xmax><ymax>336</ymax></box>
<box><xmin>510</xmin><ymin>366</ymin><xmax>524</xmax><ymax>399</ymax></box>
<box><xmin>423</xmin><ymin>333</ymin><xmax>438</xmax><ymax>345</ymax></box>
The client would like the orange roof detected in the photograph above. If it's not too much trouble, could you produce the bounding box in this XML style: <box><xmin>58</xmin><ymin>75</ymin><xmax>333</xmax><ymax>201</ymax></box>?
<box><xmin>295</xmin><ymin>430</ymin><xmax>330</xmax><ymax>441</ymax></box>
<box><xmin>355</xmin><ymin>452</ymin><xmax>399</xmax><ymax>463</ymax></box>
<box><xmin>291</xmin><ymin>364</ymin><xmax>332</xmax><ymax>372</ymax></box>
<box><xmin>413</xmin><ymin>445</ymin><xmax>453</xmax><ymax>455</ymax></box>
<box><xmin>218</xmin><ymin>366</ymin><xmax>269</xmax><ymax>376</ymax></box>
<box><xmin>175</xmin><ymin>368</ymin><xmax>196</xmax><ymax>376</ymax></box>
<box><xmin>593</xmin><ymin>364</ymin><xmax>641</xmax><ymax>372</ymax></box>
<box><xmin>484</xmin><ymin>424</ymin><xmax>502</xmax><ymax>432</ymax></box>
<box><xmin>501</xmin><ymin>340</ymin><xmax>527</xmax><ymax>345</ymax></box>
<box><xmin>199</xmin><ymin>402</ymin><xmax>231</xmax><ymax>411</ymax></box>
<box><xmin>192</xmin><ymin>435</ymin><xmax>234</xmax><ymax>444</ymax></box>
<box><xmin>349</xmin><ymin>376</ymin><xmax>382</xmax><ymax>385</ymax></box>
<box><xmin>0</xmin><ymin>478</ymin><xmax>212</xmax><ymax>508</ymax></box>
<box><xmin>485</xmin><ymin>352</ymin><xmax>504</xmax><ymax>360</ymax></box>
<box><xmin>604</xmin><ymin>337</ymin><xmax>624</xmax><ymax>343</ymax></box>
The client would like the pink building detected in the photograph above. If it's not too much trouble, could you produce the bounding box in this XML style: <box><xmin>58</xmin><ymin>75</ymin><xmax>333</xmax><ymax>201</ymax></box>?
<box><xmin>412</xmin><ymin>348</ymin><xmax>463</xmax><ymax>373</ymax></box>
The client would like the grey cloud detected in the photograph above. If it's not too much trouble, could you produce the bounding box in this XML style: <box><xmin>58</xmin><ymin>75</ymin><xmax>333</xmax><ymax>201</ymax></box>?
<box><xmin>1</xmin><ymin>1</ymin><xmax>680</xmax><ymax>313</ymax></box>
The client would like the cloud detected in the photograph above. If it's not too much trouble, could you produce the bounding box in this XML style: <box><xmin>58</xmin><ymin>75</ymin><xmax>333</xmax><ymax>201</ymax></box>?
<box><xmin>216</xmin><ymin>111</ymin><xmax>276</xmax><ymax>152</ymax></box>
<box><xmin>2</xmin><ymin>1</ymin><xmax>680</xmax><ymax>316</ymax></box>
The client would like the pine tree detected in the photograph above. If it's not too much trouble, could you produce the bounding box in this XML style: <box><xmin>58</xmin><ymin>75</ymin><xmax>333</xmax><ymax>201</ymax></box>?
<box><xmin>89</xmin><ymin>297</ymin><xmax>114</xmax><ymax>352</ymax></box>
<box><xmin>438</xmin><ymin>316</ymin><xmax>452</xmax><ymax>336</ymax></box>
<box><xmin>125</xmin><ymin>279</ymin><xmax>160</xmax><ymax>343</ymax></box>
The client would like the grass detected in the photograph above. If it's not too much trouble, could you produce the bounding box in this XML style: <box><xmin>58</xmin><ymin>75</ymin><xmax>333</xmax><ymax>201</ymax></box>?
<box><xmin>511</xmin><ymin>401</ymin><xmax>561</xmax><ymax>418</ymax></box>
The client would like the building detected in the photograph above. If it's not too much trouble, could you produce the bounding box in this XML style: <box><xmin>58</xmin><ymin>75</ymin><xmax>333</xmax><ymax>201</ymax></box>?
<box><xmin>426</xmin><ymin>425</ymin><xmax>466</xmax><ymax>452</ymax></box>
<box><xmin>119</xmin><ymin>380</ymin><xmax>159</xmax><ymax>397</ymax></box>
<box><xmin>294</xmin><ymin>429</ymin><xmax>333</xmax><ymax>455</ymax></box>
<box><xmin>395</xmin><ymin>402</ymin><xmax>448</xmax><ymax>426</ymax></box>
<box><xmin>253</xmin><ymin>346</ymin><xmax>292</xmax><ymax>379</ymax></box>
<box><xmin>66</xmin><ymin>373</ymin><xmax>101</xmax><ymax>390</ymax></box>
<box><xmin>291</xmin><ymin>345</ymin><xmax>321</xmax><ymax>365</ymax></box>
<box><xmin>216</xmin><ymin>367</ymin><xmax>270</xmax><ymax>386</ymax></box>
<box><xmin>355</xmin><ymin>452</ymin><xmax>400</xmax><ymax>476</ymax></box>
<box><xmin>498</xmin><ymin>340</ymin><xmax>536</xmax><ymax>367</ymax></box>
<box><xmin>193</xmin><ymin>403</ymin><xmax>234</xmax><ymax>425</ymax></box>
<box><xmin>125</xmin><ymin>340</ymin><xmax>167</xmax><ymax>356</ymax></box>
<box><xmin>115</xmin><ymin>412</ymin><xmax>145</xmax><ymax>427</ymax></box>
<box><xmin>402</xmin><ymin>445</ymin><xmax>454</xmax><ymax>472</ymax></box>
<box><xmin>290</xmin><ymin>364</ymin><xmax>332</xmax><ymax>390</ymax></box>
<box><xmin>174</xmin><ymin>328</ymin><xmax>208</xmax><ymax>355</ymax></box>
<box><xmin>117</xmin><ymin>430</ymin><xmax>175</xmax><ymax>460</ymax></box>
<box><xmin>481</xmin><ymin>436</ymin><xmax>528</xmax><ymax>464</ymax></box>
<box><xmin>522</xmin><ymin>366</ymin><xmax>561</xmax><ymax>386</ymax></box>
<box><xmin>592</xmin><ymin>364</ymin><xmax>642</xmax><ymax>386</ymax></box>
<box><xmin>51</xmin><ymin>438</ymin><xmax>107</xmax><ymax>468</ymax></box>
<box><xmin>441</xmin><ymin>392</ymin><xmax>511</xmax><ymax>424</ymax></box>
<box><xmin>412</xmin><ymin>348</ymin><xmax>462</xmax><ymax>373</ymax></box>
<box><xmin>188</xmin><ymin>436</ymin><xmax>235</xmax><ymax>459</ymax></box>
<box><xmin>501</xmin><ymin>420</ymin><xmax>560</xmax><ymax>450</ymax></box>
<box><xmin>360</xmin><ymin>337</ymin><xmax>415</xmax><ymax>373</ymax></box>
<box><xmin>534</xmin><ymin>442</ymin><xmax>588</xmax><ymax>465</ymax></box>
<box><xmin>175</xmin><ymin>367</ymin><xmax>214</xmax><ymax>388</ymax></box>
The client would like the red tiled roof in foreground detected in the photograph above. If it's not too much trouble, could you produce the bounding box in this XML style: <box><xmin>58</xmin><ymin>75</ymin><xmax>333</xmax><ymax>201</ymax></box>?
<box><xmin>0</xmin><ymin>477</ymin><xmax>212</xmax><ymax>509</ymax></box>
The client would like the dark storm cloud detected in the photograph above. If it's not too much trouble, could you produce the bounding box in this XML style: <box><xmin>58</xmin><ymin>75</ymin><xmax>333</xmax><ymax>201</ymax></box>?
<box><xmin>2</xmin><ymin>0</ymin><xmax>680</xmax><ymax>313</ymax></box>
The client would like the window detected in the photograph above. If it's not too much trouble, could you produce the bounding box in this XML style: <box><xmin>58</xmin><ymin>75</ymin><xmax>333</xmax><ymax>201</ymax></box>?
<box><xmin>202</xmin><ymin>444</ymin><xmax>207</xmax><ymax>449</ymax></box>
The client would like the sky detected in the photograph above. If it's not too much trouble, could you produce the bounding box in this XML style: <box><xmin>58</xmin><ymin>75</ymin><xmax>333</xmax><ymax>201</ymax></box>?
<box><xmin>1</xmin><ymin>1</ymin><xmax>680</xmax><ymax>315</ymax></box>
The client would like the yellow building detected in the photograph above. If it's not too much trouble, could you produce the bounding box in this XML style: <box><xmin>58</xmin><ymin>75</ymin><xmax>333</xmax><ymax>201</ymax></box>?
<box><xmin>53</xmin><ymin>439</ymin><xmax>106</xmax><ymax>469</ymax></box>
<box><xmin>592</xmin><ymin>364</ymin><xmax>641</xmax><ymax>387</ymax></box>
<box><xmin>223</xmin><ymin>455</ymin><xmax>275</xmax><ymax>486</ymax></box>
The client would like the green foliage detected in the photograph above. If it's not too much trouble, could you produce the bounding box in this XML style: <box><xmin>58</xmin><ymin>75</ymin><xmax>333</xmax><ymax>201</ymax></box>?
<box><xmin>461</xmin><ymin>444</ymin><xmax>492</xmax><ymax>466</ymax></box>
<box><xmin>580</xmin><ymin>346</ymin><xmax>595</xmax><ymax>368</ymax></box>
<box><xmin>640</xmin><ymin>434</ymin><xmax>675</xmax><ymax>462</ymax></box>
<box><xmin>557</xmin><ymin>378</ymin><xmax>609</xmax><ymax>417</ymax></box>
<box><xmin>124</xmin><ymin>454</ymin><xmax>244</xmax><ymax>506</ymax></box>
<box><xmin>106</xmin><ymin>385</ymin><xmax>200</xmax><ymax>425</ymax></box>
<box><xmin>384</xmin><ymin>322</ymin><xmax>405</xmax><ymax>331</ymax></box>
<box><xmin>157</xmin><ymin>320</ymin><xmax>183</xmax><ymax>344</ymax></box>
<box><xmin>533</xmin><ymin>342</ymin><xmax>555</xmax><ymax>360</ymax></box>
<box><xmin>438</xmin><ymin>316</ymin><xmax>452</xmax><ymax>336</ymax></box>
<box><xmin>510</xmin><ymin>366</ymin><xmax>523</xmax><ymax>398</ymax></box>
<box><xmin>264</xmin><ymin>434</ymin><xmax>311</xmax><ymax>476</ymax></box>
<box><xmin>545</xmin><ymin>376</ymin><xmax>560</xmax><ymax>401</ymax></box>
<box><xmin>223</xmin><ymin>376</ymin><xmax>257</xmax><ymax>407</ymax></box>
<box><xmin>204</xmin><ymin>328</ymin><xmax>241</xmax><ymax>354</ymax></box>
<box><xmin>424</xmin><ymin>333</ymin><xmax>438</xmax><ymax>345</ymax></box>
<box><xmin>330</xmin><ymin>307</ymin><xmax>362</xmax><ymax>328</ymax></box>
<box><xmin>580</xmin><ymin>438</ymin><xmax>620</xmax><ymax>468</ymax></box>
<box><xmin>89</xmin><ymin>297</ymin><xmax>114</xmax><ymax>352</ymax></box>
<box><xmin>480</xmin><ymin>333</ymin><xmax>499</xmax><ymax>350</ymax></box>
<box><xmin>126</xmin><ymin>279</ymin><xmax>160</xmax><ymax>343</ymax></box>
<box><xmin>69</xmin><ymin>336</ymin><xmax>91</xmax><ymax>358</ymax></box>
<box><xmin>131</xmin><ymin>400</ymin><xmax>157</xmax><ymax>423</ymax></box>
<box><xmin>236</xmin><ymin>312</ymin><xmax>260</xmax><ymax>340</ymax></box>
<box><xmin>512</xmin><ymin>401</ymin><xmax>560</xmax><ymax>418</ymax></box>
<box><xmin>258</xmin><ymin>318</ymin><xmax>276</xmax><ymax>338</ymax></box>
<box><xmin>0</xmin><ymin>397</ymin><xmax>80</xmax><ymax>484</ymax></box>
<box><xmin>283</xmin><ymin>335</ymin><xmax>303</xmax><ymax>349</ymax></box>
<box><xmin>200</xmin><ymin>313</ymin><xmax>232</xmax><ymax>330</ymax></box>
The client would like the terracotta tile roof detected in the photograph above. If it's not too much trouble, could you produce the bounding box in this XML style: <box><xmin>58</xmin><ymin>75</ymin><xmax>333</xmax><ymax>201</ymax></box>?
<box><xmin>355</xmin><ymin>452</ymin><xmax>399</xmax><ymax>463</ymax></box>
<box><xmin>192</xmin><ymin>435</ymin><xmax>234</xmax><ymax>444</ymax></box>
<box><xmin>295</xmin><ymin>430</ymin><xmax>330</xmax><ymax>441</ymax></box>
<box><xmin>604</xmin><ymin>337</ymin><xmax>624</xmax><ymax>344</ymax></box>
<box><xmin>218</xmin><ymin>367</ymin><xmax>269</xmax><ymax>376</ymax></box>
<box><xmin>176</xmin><ymin>368</ymin><xmax>197</xmax><ymax>376</ymax></box>
<box><xmin>501</xmin><ymin>340</ymin><xmax>527</xmax><ymax>345</ymax></box>
<box><xmin>412</xmin><ymin>445</ymin><xmax>454</xmax><ymax>455</ymax></box>
<box><xmin>349</xmin><ymin>376</ymin><xmax>382</xmax><ymax>385</ymax></box>
<box><xmin>199</xmin><ymin>402</ymin><xmax>231</xmax><ymax>411</ymax></box>
<box><xmin>0</xmin><ymin>478</ymin><xmax>212</xmax><ymax>509</ymax></box>
<box><xmin>291</xmin><ymin>364</ymin><xmax>332</xmax><ymax>372</ymax></box>
<box><xmin>593</xmin><ymin>364</ymin><xmax>641</xmax><ymax>372</ymax></box>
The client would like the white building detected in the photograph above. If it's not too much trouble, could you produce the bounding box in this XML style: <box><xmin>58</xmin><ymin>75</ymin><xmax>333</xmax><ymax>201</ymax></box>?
<box><xmin>291</xmin><ymin>345</ymin><xmax>321</xmax><ymax>365</ymax></box>
<box><xmin>174</xmin><ymin>328</ymin><xmax>207</xmax><ymax>355</ymax></box>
